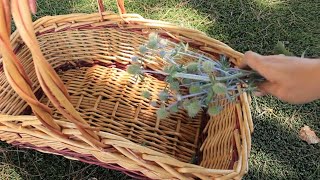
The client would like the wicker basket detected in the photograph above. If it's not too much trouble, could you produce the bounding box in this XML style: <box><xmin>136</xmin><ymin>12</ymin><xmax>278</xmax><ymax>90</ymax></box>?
<box><xmin>0</xmin><ymin>0</ymin><xmax>253</xmax><ymax>179</ymax></box>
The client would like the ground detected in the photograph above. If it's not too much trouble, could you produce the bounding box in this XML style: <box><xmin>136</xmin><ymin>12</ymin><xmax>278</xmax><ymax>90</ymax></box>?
<box><xmin>0</xmin><ymin>0</ymin><xmax>319</xmax><ymax>179</ymax></box>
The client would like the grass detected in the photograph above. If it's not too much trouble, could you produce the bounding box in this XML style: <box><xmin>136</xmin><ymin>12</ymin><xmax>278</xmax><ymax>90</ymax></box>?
<box><xmin>1</xmin><ymin>0</ymin><xmax>319</xmax><ymax>179</ymax></box>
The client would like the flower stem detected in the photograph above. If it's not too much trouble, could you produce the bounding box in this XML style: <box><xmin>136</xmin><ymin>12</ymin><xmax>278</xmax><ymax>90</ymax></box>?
<box><xmin>181</xmin><ymin>92</ymin><xmax>206</xmax><ymax>99</ymax></box>
<box><xmin>143</xmin><ymin>69</ymin><xmax>249</xmax><ymax>82</ymax></box>
<box><xmin>173</xmin><ymin>72</ymin><xmax>247</xmax><ymax>82</ymax></box>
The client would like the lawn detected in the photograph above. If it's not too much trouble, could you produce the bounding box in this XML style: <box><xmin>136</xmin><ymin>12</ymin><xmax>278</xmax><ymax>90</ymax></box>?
<box><xmin>0</xmin><ymin>0</ymin><xmax>319</xmax><ymax>179</ymax></box>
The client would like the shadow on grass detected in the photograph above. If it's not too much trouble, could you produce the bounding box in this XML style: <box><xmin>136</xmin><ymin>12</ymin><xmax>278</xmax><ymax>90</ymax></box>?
<box><xmin>34</xmin><ymin>0</ymin><xmax>320</xmax><ymax>57</ymax></box>
<box><xmin>185</xmin><ymin>0</ymin><xmax>320</xmax><ymax>57</ymax></box>
<box><xmin>0</xmin><ymin>142</ymin><xmax>130</xmax><ymax>180</ymax></box>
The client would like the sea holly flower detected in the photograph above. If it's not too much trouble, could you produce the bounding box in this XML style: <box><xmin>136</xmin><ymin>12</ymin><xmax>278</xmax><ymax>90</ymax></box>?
<box><xmin>142</xmin><ymin>90</ymin><xmax>152</xmax><ymax>99</ymax></box>
<box><xmin>159</xmin><ymin>39</ymin><xmax>168</xmax><ymax>48</ymax></box>
<box><xmin>127</xmin><ymin>32</ymin><xmax>264</xmax><ymax>119</ymax></box>
<box><xmin>127</xmin><ymin>64</ymin><xmax>142</xmax><ymax>75</ymax></box>
<box><xmin>208</xmin><ymin>106</ymin><xmax>222</xmax><ymax>116</ymax></box>
<box><xmin>185</xmin><ymin>99</ymin><xmax>201</xmax><ymax>118</ymax></box>
<box><xmin>157</xmin><ymin>105</ymin><xmax>169</xmax><ymax>119</ymax></box>
<box><xmin>169</xmin><ymin>103</ymin><xmax>179</xmax><ymax>113</ymax></box>
<box><xmin>202</xmin><ymin>60</ymin><xmax>215</xmax><ymax>73</ymax></box>
<box><xmin>139</xmin><ymin>45</ymin><xmax>148</xmax><ymax>54</ymax></box>
<box><xmin>186</xmin><ymin>62</ymin><xmax>198</xmax><ymax>73</ymax></box>
<box><xmin>159</xmin><ymin>50</ymin><xmax>166</xmax><ymax>58</ymax></box>
<box><xmin>212</xmin><ymin>83</ymin><xmax>227</xmax><ymax>95</ymax></box>
<box><xmin>131</xmin><ymin>56</ymin><xmax>140</xmax><ymax>64</ymax></box>
<box><xmin>189</xmin><ymin>84</ymin><xmax>201</xmax><ymax>94</ymax></box>
<box><xmin>147</xmin><ymin>39</ymin><xmax>158</xmax><ymax>49</ymax></box>
<box><xmin>150</xmin><ymin>101</ymin><xmax>158</xmax><ymax>107</ymax></box>
<box><xmin>169</xmin><ymin>81</ymin><xmax>180</xmax><ymax>92</ymax></box>
<box><xmin>159</xmin><ymin>90</ymin><xmax>169</xmax><ymax>101</ymax></box>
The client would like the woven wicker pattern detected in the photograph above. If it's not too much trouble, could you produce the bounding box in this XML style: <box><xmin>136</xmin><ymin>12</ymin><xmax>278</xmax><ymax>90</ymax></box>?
<box><xmin>0</xmin><ymin>0</ymin><xmax>253</xmax><ymax>179</ymax></box>
<box><xmin>45</xmin><ymin>65</ymin><xmax>202</xmax><ymax>163</ymax></box>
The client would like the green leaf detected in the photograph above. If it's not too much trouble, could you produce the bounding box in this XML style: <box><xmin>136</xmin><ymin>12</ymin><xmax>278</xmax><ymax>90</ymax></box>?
<box><xmin>127</xmin><ymin>64</ymin><xmax>142</xmax><ymax>75</ymax></box>
<box><xmin>170</xmin><ymin>65</ymin><xmax>179</xmax><ymax>75</ymax></box>
<box><xmin>139</xmin><ymin>74</ymin><xmax>145</xmax><ymax>82</ymax></box>
<box><xmin>157</xmin><ymin>106</ymin><xmax>169</xmax><ymax>120</ymax></box>
<box><xmin>185</xmin><ymin>99</ymin><xmax>201</xmax><ymax>118</ymax></box>
<box><xmin>186</xmin><ymin>62</ymin><xmax>198</xmax><ymax>73</ymax></box>
<box><xmin>165</xmin><ymin>76</ymin><xmax>174</xmax><ymax>84</ymax></box>
<box><xmin>169</xmin><ymin>81</ymin><xmax>180</xmax><ymax>91</ymax></box>
<box><xmin>207</xmin><ymin>106</ymin><xmax>222</xmax><ymax>116</ymax></box>
<box><xmin>220</xmin><ymin>55</ymin><xmax>230</xmax><ymax>69</ymax></box>
<box><xmin>178</xmin><ymin>42</ymin><xmax>187</xmax><ymax>52</ymax></box>
<box><xmin>159</xmin><ymin>90</ymin><xmax>169</xmax><ymax>101</ymax></box>
<box><xmin>184</xmin><ymin>43</ymin><xmax>189</xmax><ymax>52</ymax></box>
<box><xmin>163</xmin><ymin>66</ymin><xmax>171</xmax><ymax>73</ymax></box>
<box><xmin>177</xmin><ymin>65</ymin><xmax>185</xmax><ymax>73</ymax></box>
<box><xmin>274</xmin><ymin>41</ymin><xmax>294</xmax><ymax>56</ymax></box>
<box><xmin>212</xmin><ymin>83</ymin><xmax>227</xmax><ymax>94</ymax></box>
<box><xmin>189</xmin><ymin>84</ymin><xmax>201</xmax><ymax>94</ymax></box>
<box><xmin>141</xmin><ymin>90</ymin><xmax>151</xmax><ymax>99</ymax></box>
<box><xmin>163</xmin><ymin>65</ymin><xmax>172</xmax><ymax>73</ymax></box>
<box><xmin>139</xmin><ymin>45</ymin><xmax>148</xmax><ymax>54</ymax></box>
<box><xmin>202</xmin><ymin>61</ymin><xmax>215</xmax><ymax>73</ymax></box>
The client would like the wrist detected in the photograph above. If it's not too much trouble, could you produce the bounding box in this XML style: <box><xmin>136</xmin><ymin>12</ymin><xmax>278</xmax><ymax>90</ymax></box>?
<box><xmin>312</xmin><ymin>59</ymin><xmax>320</xmax><ymax>75</ymax></box>
<box><xmin>311</xmin><ymin>59</ymin><xmax>320</xmax><ymax>100</ymax></box>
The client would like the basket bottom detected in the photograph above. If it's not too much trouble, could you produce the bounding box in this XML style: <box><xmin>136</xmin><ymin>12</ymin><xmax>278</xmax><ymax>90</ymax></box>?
<box><xmin>38</xmin><ymin>63</ymin><xmax>204</xmax><ymax>164</ymax></box>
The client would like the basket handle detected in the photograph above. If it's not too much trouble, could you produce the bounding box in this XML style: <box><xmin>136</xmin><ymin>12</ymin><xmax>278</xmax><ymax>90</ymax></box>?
<box><xmin>0</xmin><ymin>0</ymin><xmax>68</xmax><ymax>138</ymax></box>
<box><xmin>0</xmin><ymin>0</ymin><xmax>106</xmax><ymax>149</ymax></box>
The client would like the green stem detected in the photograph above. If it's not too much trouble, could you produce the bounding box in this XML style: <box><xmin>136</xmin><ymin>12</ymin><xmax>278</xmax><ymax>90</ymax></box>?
<box><xmin>173</xmin><ymin>72</ymin><xmax>247</xmax><ymax>82</ymax></box>
<box><xmin>142</xmin><ymin>70</ymin><xmax>250</xmax><ymax>82</ymax></box>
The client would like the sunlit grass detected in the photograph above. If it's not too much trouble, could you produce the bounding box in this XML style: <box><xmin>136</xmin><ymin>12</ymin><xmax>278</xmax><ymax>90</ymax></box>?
<box><xmin>249</xmin><ymin>150</ymin><xmax>300</xmax><ymax>179</ymax></box>
<box><xmin>254</xmin><ymin>0</ymin><xmax>286</xmax><ymax>8</ymax></box>
<box><xmin>0</xmin><ymin>164</ymin><xmax>22</xmax><ymax>180</ymax></box>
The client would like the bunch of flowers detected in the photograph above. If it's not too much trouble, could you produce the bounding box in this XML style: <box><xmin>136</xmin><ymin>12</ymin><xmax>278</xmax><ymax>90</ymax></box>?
<box><xmin>127</xmin><ymin>33</ymin><xmax>263</xmax><ymax>119</ymax></box>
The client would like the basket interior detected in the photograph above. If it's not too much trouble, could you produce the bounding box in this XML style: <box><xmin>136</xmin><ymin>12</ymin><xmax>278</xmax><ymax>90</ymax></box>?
<box><xmin>0</xmin><ymin>28</ymin><xmax>239</xmax><ymax>169</ymax></box>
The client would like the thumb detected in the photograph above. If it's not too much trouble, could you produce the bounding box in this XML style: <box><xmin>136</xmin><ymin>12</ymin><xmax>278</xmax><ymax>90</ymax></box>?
<box><xmin>28</xmin><ymin>0</ymin><xmax>37</xmax><ymax>15</ymax></box>
<box><xmin>243</xmin><ymin>51</ymin><xmax>274</xmax><ymax>80</ymax></box>
<box><xmin>258</xmin><ymin>81</ymin><xmax>279</xmax><ymax>97</ymax></box>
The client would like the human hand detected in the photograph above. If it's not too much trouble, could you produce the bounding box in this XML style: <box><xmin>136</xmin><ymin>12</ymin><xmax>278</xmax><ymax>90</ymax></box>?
<box><xmin>28</xmin><ymin>0</ymin><xmax>37</xmax><ymax>14</ymax></box>
<box><xmin>1</xmin><ymin>0</ymin><xmax>36</xmax><ymax>34</ymax></box>
<box><xmin>1</xmin><ymin>0</ymin><xmax>36</xmax><ymax>14</ymax></box>
<box><xmin>242</xmin><ymin>51</ymin><xmax>320</xmax><ymax>104</ymax></box>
